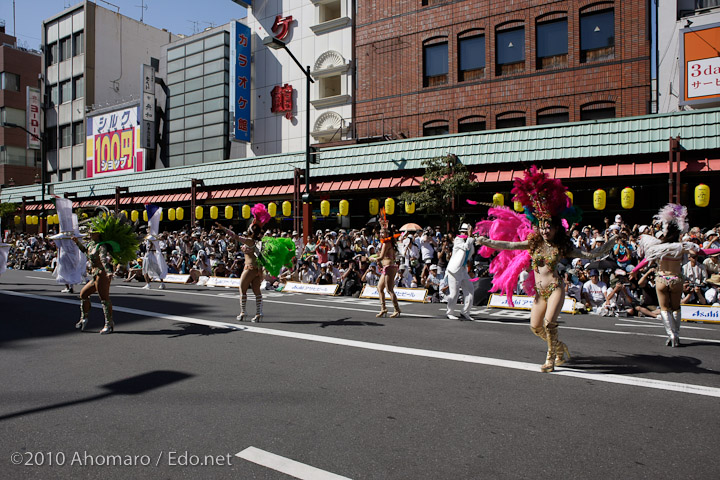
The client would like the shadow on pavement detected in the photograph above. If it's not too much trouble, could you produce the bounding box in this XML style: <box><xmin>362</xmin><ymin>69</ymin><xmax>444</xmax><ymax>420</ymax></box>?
<box><xmin>114</xmin><ymin>322</ymin><xmax>235</xmax><ymax>337</ymax></box>
<box><xmin>568</xmin><ymin>353</ymin><xmax>720</xmax><ymax>376</ymax></box>
<box><xmin>274</xmin><ymin>317</ymin><xmax>385</xmax><ymax>328</ymax></box>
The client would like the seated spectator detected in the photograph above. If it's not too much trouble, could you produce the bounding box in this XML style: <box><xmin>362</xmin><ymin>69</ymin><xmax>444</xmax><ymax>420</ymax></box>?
<box><xmin>582</xmin><ymin>269</ymin><xmax>608</xmax><ymax>312</ymax></box>
<box><xmin>605</xmin><ymin>270</ymin><xmax>638</xmax><ymax>316</ymax></box>
<box><xmin>397</xmin><ymin>264</ymin><xmax>413</xmax><ymax>288</ymax></box>
<box><xmin>361</xmin><ymin>262</ymin><xmax>380</xmax><ymax>287</ymax></box>
<box><xmin>704</xmin><ymin>274</ymin><xmax>720</xmax><ymax>305</ymax></box>
<box><xmin>340</xmin><ymin>261</ymin><xmax>362</xmax><ymax>296</ymax></box>
<box><xmin>423</xmin><ymin>264</ymin><xmax>442</xmax><ymax>302</ymax></box>
<box><xmin>682</xmin><ymin>253</ymin><xmax>707</xmax><ymax>285</ymax></box>
<box><xmin>682</xmin><ymin>280</ymin><xmax>707</xmax><ymax>305</ymax></box>
<box><xmin>213</xmin><ymin>260</ymin><xmax>229</xmax><ymax>277</ymax></box>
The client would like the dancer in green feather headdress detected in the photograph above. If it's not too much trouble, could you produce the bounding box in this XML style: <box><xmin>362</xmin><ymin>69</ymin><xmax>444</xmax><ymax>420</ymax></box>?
<box><xmin>73</xmin><ymin>211</ymin><xmax>140</xmax><ymax>334</ymax></box>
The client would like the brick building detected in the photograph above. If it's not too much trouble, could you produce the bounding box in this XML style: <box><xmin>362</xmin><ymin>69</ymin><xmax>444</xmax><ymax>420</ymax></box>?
<box><xmin>0</xmin><ymin>21</ymin><xmax>42</xmax><ymax>187</ymax></box>
<box><xmin>354</xmin><ymin>0</ymin><xmax>652</xmax><ymax>140</ymax></box>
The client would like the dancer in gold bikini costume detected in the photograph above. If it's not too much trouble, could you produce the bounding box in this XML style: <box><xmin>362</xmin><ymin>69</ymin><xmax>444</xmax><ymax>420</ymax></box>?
<box><xmin>371</xmin><ymin>226</ymin><xmax>401</xmax><ymax>318</ymax></box>
<box><xmin>476</xmin><ymin>167</ymin><xmax>615</xmax><ymax>372</ymax></box>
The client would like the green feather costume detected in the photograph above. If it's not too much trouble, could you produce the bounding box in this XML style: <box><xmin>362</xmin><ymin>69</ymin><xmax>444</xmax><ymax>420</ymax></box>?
<box><xmin>257</xmin><ymin>237</ymin><xmax>296</xmax><ymax>277</ymax></box>
<box><xmin>88</xmin><ymin>214</ymin><xmax>140</xmax><ymax>266</ymax></box>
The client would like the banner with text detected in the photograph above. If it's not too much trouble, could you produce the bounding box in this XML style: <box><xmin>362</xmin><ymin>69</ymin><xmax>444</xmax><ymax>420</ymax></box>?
<box><xmin>681</xmin><ymin>304</ymin><xmax>720</xmax><ymax>324</ymax></box>
<box><xmin>488</xmin><ymin>294</ymin><xmax>578</xmax><ymax>314</ymax></box>
<box><xmin>282</xmin><ymin>282</ymin><xmax>339</xmax><ymax>296</ymax></box>
<box><xmin>86</xmin><ymin>106</ymin><xmax>145</xmax><ymax>178</ymax></box>
<box><xmin>360</xmin><ymin>285</ymin><xmax>428</xmax><ymax>303</ymax></box>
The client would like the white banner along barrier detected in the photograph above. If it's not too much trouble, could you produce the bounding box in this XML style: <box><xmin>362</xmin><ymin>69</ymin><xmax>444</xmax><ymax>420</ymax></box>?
<box><xmin>360</xmin><ymin>284</ymin><xmax>428</xmax><ymax>303</ymax></box>
<box><xmin>681</xmin><ymin>304</ymin><xmax>720</xmax><ymax>324</ymax></box>
<box><xmin>488</xmin><ymin>294</ymin><xmax>578</xmax><ymax>314</ymax></box>
<box><xmin>282</xmin><ymin>281</ymin><xmax>339</xmax><ymax>296</ymax></box>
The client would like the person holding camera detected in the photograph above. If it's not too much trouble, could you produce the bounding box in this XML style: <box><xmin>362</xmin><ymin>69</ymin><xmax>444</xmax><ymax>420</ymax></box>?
<box><xmin>682</xmin><ymin>280</ymin><xmax>708</xmax><ymax>305</ymax></box>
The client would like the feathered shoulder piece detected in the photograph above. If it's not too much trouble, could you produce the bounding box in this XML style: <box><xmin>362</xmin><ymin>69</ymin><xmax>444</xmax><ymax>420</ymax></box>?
<box><xmin>655</xmin><ymin>203</ymin><xmax>688</xmax><ymax>234</ymax></box>
<box><xmin>511</xmin><ymin>165</ymin><xmax>580</xmax><ymax>226</ymax></box>
<box><xmin>251</xmin><ymin>203</ymin><xmax>271</xmax><ymax>226</ymax></box>
<box><xmin>88</xmin><ymin>214</ymin><xmax>140</xmax><ymax>265</ymax></box>
<box><xmin>257</xmin><ymin>237</ymin><xmax>296</xmax><ymax>277</ymax></box>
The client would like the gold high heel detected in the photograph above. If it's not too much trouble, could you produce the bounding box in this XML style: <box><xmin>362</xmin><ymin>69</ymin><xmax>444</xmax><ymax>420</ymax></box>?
<box><xmin>540</xmin><ymin>320</ymin><xmax>558</xmax><ymax>373</ymax></box>
<box><xmin>376</xmin><ymin>301</ymin><xmax>388</xmax><ymax>318</ymax></box>
<box><xmin>389</xmin><ymin>299</ymin><xmax>401</xmax><ymax>317</ymax></box>
<box><xmin>555</xmin><ymin>341</ymin><xmax>571</xmax><ymax>366</ymax></box>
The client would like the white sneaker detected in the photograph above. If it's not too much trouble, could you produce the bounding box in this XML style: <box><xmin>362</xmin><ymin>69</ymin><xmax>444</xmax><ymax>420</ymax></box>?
<box><xmin>60</xmin><ymin>288</ymin><xmax>71</xmax><ymax>293</ymax></box>
<box><xmin>460</xmin><ymin>312</ymin><xmax>473</xmax><ymax>321</ymax></box>
<box><xmin>447</xmin><ymin>314</ymin><xmax>459</xmax><ymax>320</ymax></box>
<box><xmin>142</xmin><ymin>284</ymin><xmax>151</xmax><ymax>290</ymax></box>
<box><xmin>158</xmin><ymin>283</ymin><xmax>166</xmax><ymax>290</ymax></box>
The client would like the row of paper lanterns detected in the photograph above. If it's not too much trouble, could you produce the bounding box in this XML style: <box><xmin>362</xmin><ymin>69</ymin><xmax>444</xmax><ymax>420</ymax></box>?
<box><xmin>493</xmin><ymin>184</ymin><xmax>711</xmax><ymax>211</ymax></box>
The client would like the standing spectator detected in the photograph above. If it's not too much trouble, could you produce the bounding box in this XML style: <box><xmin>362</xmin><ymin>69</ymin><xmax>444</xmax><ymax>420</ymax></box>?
<box><xmin>419</xmin><ymin>229</ymin><xmax>437</xmax><ymax>266</ymax></box>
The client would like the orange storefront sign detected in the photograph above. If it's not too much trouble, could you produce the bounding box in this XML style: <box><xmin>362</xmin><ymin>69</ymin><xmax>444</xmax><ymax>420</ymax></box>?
<box><xmin>682</xmin><ymin>23</ymin><xmax>720</xmax><ymax>106</ymax></box>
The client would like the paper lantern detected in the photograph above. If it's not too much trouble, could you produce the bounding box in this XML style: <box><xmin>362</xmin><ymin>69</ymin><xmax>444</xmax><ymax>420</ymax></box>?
<box><xmin>339</xmin><ymin>199</ymin><xmax>349</xmax><ymax>216</ymax></box>
<box><xmin>143</xmin><ymin>210</ymin><xmax>149</xmax><ymax>222</ymax></box>
<box><xmin>404</xmin><ymin>201</ymin><xmax>415</xmax><ymax>214</ymax></box>
<box><xmin>131</xmin><ymin>210</ymin><xmax>139</xmax><ymax>222</ymax></box>
<box><xmin>176</xmin><ymin>207</ymin><xmax>184</xmax><ymax>221</ymax></box>
<box><xmin>268</xmin><ymin>202</ymin><xmax>277</xmax><ymax>218</ymax></box>
<box><xmin>695</xmin><ymin>184</ymin><xmax>710</xmax><ymax>207</ymax></box>
<box><xmin>26</xmin><ymin>215</ymin><xmax>33</xmax><ymax>225</ymax></box>
<box><xmin>514</xmin><ymin>200</ymin><xmax>524</xmax><ymax>213</ymax></box>
<box><xmin>593</xmin><ymin>189</ymin><xmax>606</xmax><ymax>211</ymax></box>
<box><xmin>210</xmin><ymin>206</ymin><xmax>219</xmax><ymax>220</ymax></box>
<box><xmin>242</xmin><ymin>204</ymin><xmax>251</xmax><ymax>219</ymax></box>
<box><xmin>621</xmin><ymin>187</ymin><xmax>635</xmax><ymax>209</ymax></box>
<box><xmin>225</xmin><ymin>206</ymin><xmax>233</xmax><ymax>219</ymax></box>
<box><xmin>120</xmin><ymin>210</ymin><xmax>128</xmax><ymax>219</ymax></box>
<box><xmin>493</xmin><ymin>193</ymin><xmax>504</xmax><ymax>206</ymax></box>
<box><xmin>32</xmin><ymin>215</ymin><xmax>39</xmax><ymax>225</ymax></box>
<box><xmin>159</xmin><ymin>210</ymin><xmax>164</xmax><ymax>221</ymax></box>
<box><xmin>566</xmin><ymin>191</ymin><xmax>573</xmax><ymax>204</ymax></box>
<box><xmin>14</xmin><ymin>215</ymin><xmax>21</xmax><ymax>225</ymax></box>
<box><xmin>195</xmin><ymin>206</ymin><xmax>204</xmax><ymax>220</ymax></box>
<box><xmin>369</xmin><ymin>199</ymin><xmax>379</xmax><ymax>216</ymax></box>
<box><xmin>54</xmin><ymin>214</ymin><xmax>60</xmax><ymax>225</ymax></box>
<box><xmin>47</xmin><ymin>215</ymin><xmax>54</xmax><ymax>225</ymax></box>
<box><xmin>282</xmin><ymin>201</ymin><xmax>292</xmax><ymax>217</ymax></box>
<box><xmin>385</xmin><ymin>198</ymin><xmax>395</xmax><ymax>215</ymax></box>
<box><xmin>168</xmin><ymin>208</ymin><xmax>176</xmax><ymax>221</ymax></box>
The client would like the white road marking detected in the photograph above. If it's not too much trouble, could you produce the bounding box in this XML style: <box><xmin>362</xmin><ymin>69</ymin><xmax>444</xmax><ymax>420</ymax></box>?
<box><xmin>235</xmin><ymin>446</ymin><xmax>351</xmax><ymax>480</ymax></box>
<box><xmin>3</xmin><ymin>289</ymin><xmax>720</xmax><ymax>398</ymax></box>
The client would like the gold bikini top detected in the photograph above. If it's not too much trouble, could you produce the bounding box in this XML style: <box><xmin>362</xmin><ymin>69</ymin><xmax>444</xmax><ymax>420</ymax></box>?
<box><xmin>531</xmin><ymin>241</ymin><xmax>560</xmax><ymax>272</ymax></box>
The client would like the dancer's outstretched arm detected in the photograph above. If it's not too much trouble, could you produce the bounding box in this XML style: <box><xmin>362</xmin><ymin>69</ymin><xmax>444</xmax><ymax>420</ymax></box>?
<box><xmin>567</xmin><ymin>236</ymin><xmax>617</xmax><ymax>259</ymax></box>
<box><xmin>475</xmin><ymin>237</ymin><xmax>529</xmax><ymax>251</ymax></box>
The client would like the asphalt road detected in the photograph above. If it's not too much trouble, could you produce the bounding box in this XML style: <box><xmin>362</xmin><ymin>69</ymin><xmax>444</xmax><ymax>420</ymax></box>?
<box><xmin>2</xmin><ymin>269</ymin><xmax>720</xmax><ymax>479</ymax></box>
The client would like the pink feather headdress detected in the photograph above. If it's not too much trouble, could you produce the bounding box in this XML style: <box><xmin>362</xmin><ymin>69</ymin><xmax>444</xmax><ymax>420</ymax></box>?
<box><xmin>655</xmin><ymin>203</ymin><xmax>688</xmax><ymax>235</ymax></box>
<box><xmin>251</xmin><ymin>203</ymin><xmax>271</xmax><ymax>226</ymax></box>
<box><xmin>511</xmin><ymin>165</ymin><xmax>570</xmax><ymax>225</ymax></box>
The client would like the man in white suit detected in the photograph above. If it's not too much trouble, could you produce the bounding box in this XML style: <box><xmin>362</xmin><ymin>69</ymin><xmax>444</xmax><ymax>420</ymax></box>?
<box><xmin>445</xmin><ymin>223</ymin><xmax>475</xmax><ymax>320</ymax></box>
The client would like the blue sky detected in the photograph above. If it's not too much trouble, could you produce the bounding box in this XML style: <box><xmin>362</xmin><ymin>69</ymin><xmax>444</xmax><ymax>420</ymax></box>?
<box><xmin>1</xmin><ymin>0</ymin><xmax>246</xmax><ymax>49</ymax></box>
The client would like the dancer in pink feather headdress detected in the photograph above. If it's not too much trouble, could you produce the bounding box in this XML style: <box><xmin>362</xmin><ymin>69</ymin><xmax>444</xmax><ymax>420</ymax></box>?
<box><xmin>475</xmin><ymin>166</ymin><xmax>615</xmax><ymax>373</ymax></box>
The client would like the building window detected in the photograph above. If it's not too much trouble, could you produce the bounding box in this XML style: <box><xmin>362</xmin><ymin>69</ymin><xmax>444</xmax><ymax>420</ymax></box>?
<box><xmin>47</xmin><ymin>132</ymin><xmax>58</xmax><ymax>151</ymax></box>
<box><xmin>72</xmin><ymin>121</ymin><xmax>84</xmax><ymax>145</ymax></box>
<box><xmin>423</xmin><ymin>40</ymin><xmax>448</xmax><ymax>87</ymax></box>
<box><xmin>60</xmin><ymin>37</ymin><xmax>72</xmax><ymax>61</ymax></box>
<box><xmin>48</xmin><ymin>84</ymin><xmax>58</xmax><ymax>106</ymax></box>
<box><xmin>318</xmin><ymin>0</ymin><xmax>341</xmax><ymax>22</ymax></box>
<box><xmin>580</xmin><ymin>9</ymin><xmax>614</xmax><ymax>63</ymax></box>
<box><xmin>496</xmin><ymin>112</ymin><xmax>526</xmax><ymax>129</ymax></box>
<box><xmin>73</xmin><ymin>76</ymin><xmax>84</xmax><ymax>100</ymax></box>
<box><xmin>46</xmin><ymin>42</ymin><xmax>58</xmax><ymax>66</ymax></box>
<box><xmin>0</xmin><ymin>72</ymin><xmax>20</xmax><ymax>91</ymax></box>
<box><xmin>459</xmin><ymin>34</ymin><xmax>485</xmax><ymax>82</ymax></box>
<box><xmin>537</xmin><ymin>107</ymin><xmax>569</xmax><ymax>125</ymax></box>
<box><xmin>60</xmin><ymin>80</ymin><xmax>72</xmax><ymax>104</ymax></box>
<box><xmin>580</xmin><ymin>102</ymin><xmax>615</xmax><ymax>120</ymax></box>
<box><xmin>73</xmin><ymin>31</ymin><xmax>84</xmax><ymax>56</ymax></box>
<box><xmin>496</xmin><ymin>27</ymin><xmax>525</xmax><ymax>76</ymax></box>
<box><xmin>678</xmin><ymin>0</ymin><xmax>720</xmax><ymax>19</ymax></box>
<box><xmin>60</xmin><ymin>125</ymin><xmax>72</xmax><ymax>148</ymax></box>
<box><xmin>423</xmin><ymin>120</ymin><xmax>449</xmax><ymax>137</ymax></box>
<box><xmin>319</xmin><ymin>75</ymin><xmax>341</xmax><ymax>99</ymax></box>
<box><xmin>0</xmin><ymin>107</ymin><xmax>26</xmax><ymax>126</ymax></box>
<box><xmin>537</xmin><ymin>19</ymin><xmax>568</xmax><ymax>70</ymax></box>
<box><xmin>458</xmin><ymin>116</ymin><xmax>486</xmax><ymax>133</ymax></box>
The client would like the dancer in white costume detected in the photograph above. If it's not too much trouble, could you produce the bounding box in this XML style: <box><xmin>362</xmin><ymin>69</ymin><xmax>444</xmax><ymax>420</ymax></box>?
<box><xmin>445</xmin><ymin>223</ymin><xmax>476</xmax><ymax>321</ymax></box>
<box><xmin>0</xmin><ymin>220</ymin><xmax>9</xmax><ymax>277</ymax></box>
<box><xmin>49</xmin><ymin>197</ymin><xmax>86</xmax><ymax>293</ymax></box>
<box><xmin>141</xmin><ymin>204</ymin><xmax>168</xmax><ymax>290</ymax></box>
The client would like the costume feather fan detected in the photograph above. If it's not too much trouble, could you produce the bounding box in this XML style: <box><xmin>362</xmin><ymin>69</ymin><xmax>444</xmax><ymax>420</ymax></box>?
<box><xmin>257</xmin><ymin>237</ymin><xmax>296</xmax><ymax>277</ymax></box>
<box><xmin>251</xmin><ymin>203</ymin><xmax>271</xmax><ymax>226</ymax></box>
<box><xmin>88</xmin><ymin>215</ymin><xmax>140</xmax><ymax>265</ymax></box>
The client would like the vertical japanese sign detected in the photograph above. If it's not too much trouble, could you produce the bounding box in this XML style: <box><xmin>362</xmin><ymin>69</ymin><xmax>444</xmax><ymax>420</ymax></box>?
<box><xmin>26</xmin><ymin>87</ymin><xmax>41</xmax><ymax>150</ymax></box>
<box><xmin>681</xmin><ymin>23</ymin><xmax>720</xmax><ymax>107</ymax></box>
<box><xmin>141</xmin><ymin>64</ymin><xmax>156</xmax><ymax>149</ymax></box>
<box><xmin>85</xmin><ymin>106</ymin><xmax>144</xmax><ymax>178</ymax></box>
<box><xmin>234</xmin><ymin>21</ymin><xmax>251</xmax><ymax>142</ymax></box>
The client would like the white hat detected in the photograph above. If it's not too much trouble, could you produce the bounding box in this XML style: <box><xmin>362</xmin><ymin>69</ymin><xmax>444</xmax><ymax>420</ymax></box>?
<box><xmin>459</xmin><ymin>223</ymin><xmax>470</xmax><ymax>232</ymax></box>
<box><xmin>615</xmin><ymin>214</ymin><xmax>623</xmax><ymax>223</ymax></box>
<box><xmin>292</xmin><ymin>231</ymin><xmax>298</xmax><ymax>236</ymax></box>
<box><xmin>707</xmin><ymin>230</ymin><xmax>717</xmax><ymax>237</ymax></box>
<box><xmin>609</xmin><ymin>225</ymin><xmax>620</xmax><ymax>231</ymax></box>
<box><xmin>429</xmin><ymin>264</ymin><xmax>438</xmax><ymax>270</ymax></box>
<box><xmin>638</xmin><ymin>225</ymin><xmax>649</xmax><ymax>234</ymax></box>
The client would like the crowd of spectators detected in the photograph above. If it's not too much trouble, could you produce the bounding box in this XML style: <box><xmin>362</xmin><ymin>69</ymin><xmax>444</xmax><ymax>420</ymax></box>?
<box><xmin>4</xmin><ymin>212</ymin><xmax>720</xmax><ymax>317</ymax></box>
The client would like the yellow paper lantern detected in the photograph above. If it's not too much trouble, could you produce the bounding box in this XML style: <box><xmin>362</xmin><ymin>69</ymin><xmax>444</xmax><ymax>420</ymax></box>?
<box><xmin>242</xmin><ymin>205</ymin><xmax>251</xmax><ymax>219</ymax></box>
<box><xmin>514</xmin><ymin>200</ymin><xmax>524</xmax><ymax>213</ymax></box>
<box><xmin>210</xmin><ymin>206</ymin><xmax>219</xmax><ymax>220</ymax></box>
<box><xmin>493</xmin><ymin>193</ymin><xmax>504</xmax><ymax>206</ymax></box>
<box><xmin>32</xmin><ymin>215</ymin><xmax>39</xmax><ymax>225</ymax></box>
<box><xmin>320</xmin><ymin>200</ymin><xmax>330</xmax><ymax>217</ymax></box>
<box><xmin>195</xmin><ymin>206</ymin><xmax>204</xmax><ymax>220</ymax></box>
<box><xmin>47</xmin><ymin>215</ymin><xmax>54</xmax><ymax>225</ymax></box>
<box><xmin>566</xmin><ymin>191</ymin><xmax>573</xmax><ymax>204</ymax></box>
<box><xmin>168</xmin><ymin>208</ymin><xmax>176</xmax><ymax>221</ymax></box>
<box><xmin>26</xmin><ymin>215</ymin><xmax>32</xmax><ymax>225</ymax></box>
<box><xmin>404</xmin><ymin>201</ymin><xmax>415</xmax><ymax>214</ymax></box>
<box><xmin>120</xmin><ymin>210</ymin><xmax>128</xmax><ymax>219</ymax></box>
<box><xmin>143</xmin><ymin>210</ymin><xmax>149</xmax><ymax>222</ymax></box>
<box><xmin>225</xmin><ymin>205</ymin><xmax>233</xmax><ymax>219</ymax></box>
<box><xmin>695</xmin><ymin>184</ymin><xmax>710</xmax><ymax>207</ymax></box>
<box><xmin>131</xmin><ymin>210</ymin><xmax>139</xmax><ymax>222</ymax></box>
<box><xmin>268</xmin><ymin>202</ymin><xmax>277</xmax><ymax>218</ymax></box>
<box><xmin>369</xmin><ymin>198</ymin><xmax>379</xmax><ymax>216</ymax></box>
<box><xmin>54</xmin><ymin>214</ymin><xmax>60</xmax><ymax>224</ymax></box>
<box><xmin>282</xmin><ymin>201</ymin><xmax>292</xmax><ymax>217</ymax></box>
<box><xmin>385</xmin><ymin>198</ymin><xmax>395</xmax><ymax>215</ymax></box>
<box><xmin>621</xmin><ymin>187</ymin><xmax>635</xmax><ymax>209</ymax></box>
<box><xmin>159</xmin><ymin>210</ymin><xmax>164</xmax><ymax>221</ymax></box>
<box><xmin>14</xmin><ymin>215</ymin><xmax>21</xmax><ymax>225</ymax></box>
<box><xmin>176</xmin><ymin>207</ymin><xmax>184</xmax><ymax>221</ymax></box>
<box><xmin>339</xmin><ymin>199</ymin><xmax>349</xmax><ymax>216</ymax></box>
<box><xmin>593</xmin><ymin>189</ymin><xmax>606</xmax><ymax>211</ymax></box>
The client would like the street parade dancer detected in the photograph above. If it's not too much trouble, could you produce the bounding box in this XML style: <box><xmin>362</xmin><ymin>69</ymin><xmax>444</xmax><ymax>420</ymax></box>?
<box><xmin>370</xmin><ymin>212</ymin><xmax>401</xmax><ymax>318</ymax></box>
<box><xmin>141</xmin><ymin>204</ymin><xmax>168</xmax><ymax>290</ymax></box>
<box><xmin>475</xmin><ymin>166</ymin><xmax>615</xmax><ymax>372</ymax></box>
<box><xmin>445</xmin><ymin>223</ymin><xmax>476</xmax><ymax>321</ymax></box>
<box><xmin>49</xmin><ymin>197</ymin><xmax>86</xmax><ymax>294</ymax></box>
<box><xmin>73</xmin><ymin>210</ymin><xmax>139</xmax><ymax>334</ymax></box>
<box><xmin>0</xmin><ymin>219</ymin><xmax>9</xmax><ymax>277</ymax></box>
<box><xmin>633</xmin><ymin>204</ymin><xmax>720</xmax><ymax>347</ymax></box>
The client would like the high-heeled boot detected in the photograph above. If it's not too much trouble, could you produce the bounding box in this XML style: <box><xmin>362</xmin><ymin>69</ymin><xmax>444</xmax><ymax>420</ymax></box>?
<box><xmin>541</xmin><ymin>319</ymin><xmax>559</xmax><ymax>373</ymax></box>
<box><xmin>660</xmin><ymin>310</ymin><xmax>678</xmax><ymax>347</ymax></box>
<box><xmin>376</xmin><ymin>300</ymin><xmax>388</xmax><ymax>318</ymax></box>
<box><xmin>251</xmin><ymin>295</ymin><xmax>263</xmax><ymax>322</ymax></box>
<box><xmin>76</xmin><ymin>298</ymin><xmax>90</xmax><ymax>330</ymax></box>
<box><xmin>389</xmin><ymin>298</ymin><xmax>401</xmax><ymax>318</ymax></box>
<box><xmin>100</xmin><ymin>300</ymin><xmax>114</xmax><ymax>334</ymax></box>
<box><xmin>672</xmin><ymin>310</ymin><xmax>682</xmax><ymax>347</ymax></box>
<box><xmin>236</xmin><ymin>294</ymin><xmax>247</xmax><ymax>321</ymax></box>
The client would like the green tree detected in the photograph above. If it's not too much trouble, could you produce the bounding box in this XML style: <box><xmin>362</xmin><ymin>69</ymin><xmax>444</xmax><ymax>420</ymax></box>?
<box><xmin>399</xmin><ymin>154</ymin><xmax>477</xmax><ymax>227</ymax></box>
<box><xmin>0</xmin><ymin>202</ymin><xmax>18</xmax><ymax>228</ymax></box>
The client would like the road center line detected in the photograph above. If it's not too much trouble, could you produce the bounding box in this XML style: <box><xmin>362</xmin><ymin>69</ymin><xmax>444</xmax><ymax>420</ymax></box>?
<box><xmin>3</xmin><ymin>289</ymin><xmax>720</xmax><ymax>398</ymax></box>
<box><xmin>235</xmin><ymin>446</ymin><xmax>351</xmax><ymax>480</ymax></box>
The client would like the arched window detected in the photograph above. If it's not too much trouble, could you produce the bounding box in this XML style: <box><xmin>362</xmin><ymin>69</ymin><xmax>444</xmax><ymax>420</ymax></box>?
<box><xmin>496</xmin><ymin>22</ymin><xmax>525</xmax><ymax>76</ymax></box>
<box><xmin>580</xmin><ymin>4</ymin><xmax>615</xmax><ymax>63</ymax></box>
<box><xmin>458</xmin><ymin>115</ymin><xmax>486</xmax><ymax>133</ymax></box>
<box><xmin>458</xmin><ymin>30</ymin><xmax>485</xmax><ymax>82</ymax></box>
<box><xmin>423</xmin><ymin>37</ymin><xmax>449</xmax><ymax>87</ymax></box>
<box><xmin>423</xmin><ymin>120</ymin><xmax>449</xmax><ymax>136</ymax></box>
<box><xmin>496</xmin><ymin>111</ymin><xmax>526</xmax><ymax>129</ymax></box>
<box><xmin>580</xmin><ymin>101</ymin><xmax>615</xmax><ymax>120</ymax></box>
<box><xmin>537</xmin><ymin>106</ymin><xmax>569</xmax><ymax>125</ymax></box>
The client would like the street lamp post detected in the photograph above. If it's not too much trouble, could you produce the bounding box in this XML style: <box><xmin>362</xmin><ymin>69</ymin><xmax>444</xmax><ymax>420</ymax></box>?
<box><xmin>1</xmin><ymin>122</ymin><xmax>45</xmax><ymax>234</ymax></box>
<box><xmin>263</xmin><ymin>36</ymin><xmax>316</xmax><ymax>244</ymax></box>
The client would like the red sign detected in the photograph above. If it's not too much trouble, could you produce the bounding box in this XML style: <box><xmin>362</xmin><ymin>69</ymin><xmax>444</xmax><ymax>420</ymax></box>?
<box><xmin>271</xmin><ymin>15</ymin><xmax>294</xmax><ymax>40</ymax></box>
<box><xmin>271</xmin><ymin>84</ymin><xmax>294</xmax><ymax>120</ymax></box>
